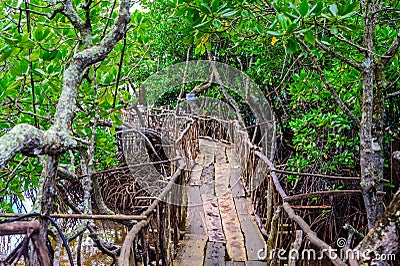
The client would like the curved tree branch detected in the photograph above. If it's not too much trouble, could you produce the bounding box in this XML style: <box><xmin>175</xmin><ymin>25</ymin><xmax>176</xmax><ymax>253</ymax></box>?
<box><xmin>315</xmin><ymin>40</ymin><xmax>363</xmax><ymax>71</ymax></box>
<box><xmin>52</xmin><ymin>0</ymin><xmax>131</xmax><ymax>131</ymax></box>
<box><xmin>0</xmin><ymin>124</ymin><xmax>76</xmax><ymax>169</ymax></box>
<box><xmin>0</xmin><ymin>0</ymin><xmax>131</xmax><ymax>169</ymax></box>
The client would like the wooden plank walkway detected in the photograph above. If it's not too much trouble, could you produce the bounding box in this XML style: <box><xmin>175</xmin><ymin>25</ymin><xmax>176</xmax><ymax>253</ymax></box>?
<box><xmin>174</xmin><ymin>138</ymin><xmax>267</xmax><ymax>266</ymax></box>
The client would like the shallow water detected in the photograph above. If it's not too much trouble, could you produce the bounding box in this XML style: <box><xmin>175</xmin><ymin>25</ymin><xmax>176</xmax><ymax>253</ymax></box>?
<box><xmin>0</xmin><ymin>221</ymin><xmax>127</xmax><ymax>265</ymax></box>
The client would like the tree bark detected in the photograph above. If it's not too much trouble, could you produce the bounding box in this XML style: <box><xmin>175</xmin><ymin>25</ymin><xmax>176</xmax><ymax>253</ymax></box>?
<box><xmin>355</xmin><ymin>188</ymin><xmax>400</xmax><ymax>264</ymax></box>
<box><xmin>360</xmin><ymin>0</ymin><xmax>384</xmax><ymax>229</ymax></box>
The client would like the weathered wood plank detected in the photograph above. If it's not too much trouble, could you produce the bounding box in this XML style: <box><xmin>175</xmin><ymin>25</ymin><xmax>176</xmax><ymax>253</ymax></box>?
<box><xmin>234</xmin><ymin>197</ymin><xmax>266</xmax><ymax>261</ymax></box>
<box><xmin>200</xmin><ymin>165</ymin><xmax>215</xmax><ymax>195</ymax></box>
<box><xmin>214</xmin><ymin>143</ymin><xmax>227</xmax><ymax>163</ymax></box>
<box><xmin>230</xmin><ymin>167</ymin><xmax>245</xmax><ymax>198</ymax></box>
<box><xmin>233</xmin><ymin>197</ymin><xmax>266</xmax><ymax>261</ymax></box>
<box><xmin>190</xmin><ymin>163</ymin><xmax>203</xmax><ymax>186</ymax></box>
<box><xmin>234</xmin><ymin>197</ymin><xmax>250</xmax><ymax>215</ymax></box>
<box><xmin>204</xmin><ymin>241</ymin><xmax>226</xmax><ymax>266</ymax></box>
<box><xmin>173</xmin><ymin>234</ymin><xmax>208</xmax><ymax>266</ymax></box>
<box><xmin>225</xmin><ymin>261</ymin><xmax>245</xmax><ymax>266</ymax></box>
<box><xmin>215</xmin><ymin>163</ymin><xmax>230</xmax><ymax>197</ymax></box>
<box><xmin>219</xmin><ymin>195</ymin><xmax>247</xmax><ymax>261</ymax></box>
<box><xmin>226</xmin><ymin>148</ymin><xmax>246</xmax><ymax>198</ymax></box>
<box><xmin>237</xmin><ymin>214</ymin><xmax>266</xmax><ymax>261</ymax></box>
<box><xmin>186</xmin><ymin>186</ymin><xmax>206</xmax><ymax>235</ymax></box>
<box><xmin>202</xmin><ymin>194</ymin><xmax>226</xmax><ymax>243</ymax></box>
<box><xmin>199</xmin><ymin>139</ymin><xmax>215</xmax><ymax>166</ymax></box>
<box><xmin>245</xmin><ymin>261</ymin><xmax>267</xmax><ymax>266</ymax></box>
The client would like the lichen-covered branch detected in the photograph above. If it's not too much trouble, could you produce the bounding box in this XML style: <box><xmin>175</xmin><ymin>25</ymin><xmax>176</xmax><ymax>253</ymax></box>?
<box><xmin>60</xmin><ymin>0</ymin><xmax>85</xmax><ymax>32</ymax></box>
<box><xmin>52</xmin><ymin>0</ymin><xmax>130</xmax><ymax>131</ymax></box>
<box><xmin>60</xmin><ymin>0</ymin><xmax>93</xmax><ymax>47</ymax></box>
<box><xmin>0</xmin><ymin>124</ymin><xmax>76</xmax><ymax>169</ymax></box>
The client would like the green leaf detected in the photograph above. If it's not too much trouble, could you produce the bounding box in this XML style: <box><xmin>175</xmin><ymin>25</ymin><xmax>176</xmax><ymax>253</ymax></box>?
<box><xmin>289</xmin><ymin>2</ymin><xmax>300</xmax><ymax>15</ymax></box>
<box><xmin>195</xmin><ymin>45</ymin><xmax>202</xmax><ymax>54</ymax></box>
<box><xmin>10</xmin><ymin>64</ymin><xmax>22</xmax><ymax>76</ymax></box>
<box><xmin>200</xmin><ymin>45</ymin><xmax>206</xmax><ymax>54</ymax></box>
<box><xmin>194</xmin><ymin>19</ymin><xmax>212</xmax><ymax>28</ymax></box>
<box><xmin>32</xmin><ymin>68</ymin><xmax>46</xmax><ymax>76</ymax></box>
<box><xmin>221</xmin><ymin>10</ymin><xmax>238</xmax><ymax>17</ymax></box>
<box><xmin>33</xmin><ymin>29</ymin><xmax>43</xmax><ymax>41</ymax></box>
<box><xmin>343</xmin><ymin>1</ymin><xmax>359</xmax><ymax>15</ymax></box>
<box><xmin>299</xmin><ymin>0</ymin><xmax>309</xmax><ymax>17</ymax></box>
<box><xmin>110</xmin><ymin>124</ymin><xmax>116</xmax><ymax>135</ymax></box>
<box><xmin>20</xmin><ymin>39</ymin><xmax>35</xmax><ymax>49</ymax></box>
<box><xmin>216</xmin><ymin>3</ymin><xmax>227</xmax><ymax>13</ymax></box>
<box><xmin>42</xmin><ymin>28</ymin><xmax>51</xmax><ymax>39</ymax></box>
<box><xmin>42</xmin><ymin>50</ymin><xmax>58</xmax><ymax>61</ymax></box>
<box><xmin>212</xmin><ymin>19</ymin><xmax>222</xmax><ymax>28</ymax></box>
<box><xmin>266</xmin><ymin>31</ymin><xmax>284</xmax><ymax>37</ymax></box>
<box><xmin>286</xmin><ymin>37</ymin><xmax>299</xmax><ymax>54</ymax></box>
<box><xmin>211</xmin><ymin>0</ymin><xmax>219</xmax><ymax>12</ymax></box>
<box><xmin>7</xmin><ymin>80</ymin><xmax>21</xmax><ymax>92</ymax></box>
<box><xmin>136</xmin><ymin>12</ymin><xmax>143</xmax><ymax>23</ymax></box>
<box><xmin>256</xmin><ymin>24</ymin><xmax>264</xmax><ymax>34</ymax></box>
<box><xmin>106</xmin><ymin>92</ymin><xmax>114</xmax><ymax>106</ymax></box>
<box><xmin>0</xmin><ymin>46</ymin><xmax>13</xmax><ymax>61</ymax></box>
<box><xmin>199</xmin><ymin>3</ymin><xmax>211</xmax><ymax>15</ymax></box>
<box><xmin>313</xmin><ymin>1</ymin><xmax>324</xmax><ymax>14</ymax></box>
<box><xmin>236</xmin><ymin>19</ymin><xmax>244</xmax><ymax>31</ymax></box>
<box><xmin>286</xmin><ymin>23</ymin><xmax>298</xmax><ymax>34</ymax></box>
<box><xmin>329</xmin><ymin>4</ymin><xmax>338</xmax><ymax>16</ymax></box>
<box><xmin>330</xmin><ymin>26</ymin><xmax>338</xmax><ymax>35</ymax></box>
<box><xmin>20</xmin><ymin>59</ymin><xmax>29</xmax><ymax>74</ymax></box>
<box><xmin>241</xmin><ymin>10</ymin><xmax>250</xmax><ymax>18</ymax></box>
<box><xmin>304</xmin><ymin>30</ymin><xmax>315</xmax><ymax>46</ymax></box>
<box><xmin>30</xmin><ymin>49</ymin><xmax>40</xmax><ymax>61</ymax></box>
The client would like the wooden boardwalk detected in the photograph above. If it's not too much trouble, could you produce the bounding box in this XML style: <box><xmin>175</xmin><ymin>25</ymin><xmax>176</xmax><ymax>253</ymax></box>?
<box><xmin>174</xmin><ymin>138</ymin><xmax>266</xmax><ymax>266</ymax></box>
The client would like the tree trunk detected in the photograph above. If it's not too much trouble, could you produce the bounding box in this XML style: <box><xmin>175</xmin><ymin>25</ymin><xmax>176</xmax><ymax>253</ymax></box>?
<box><xmin>360</xmin><ymin>0</ymin><xmax>384</xmax><ymax>229</ymax></box>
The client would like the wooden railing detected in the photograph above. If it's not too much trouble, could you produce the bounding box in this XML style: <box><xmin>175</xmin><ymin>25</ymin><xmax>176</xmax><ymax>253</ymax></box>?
<box><xmin>227</xmin><ymin>121</ymin><xmax>347</xmax><ymax>265</ymax></box>
<box><xmin>118</xmin><ymin>111</ymin><xmax>199</xmax><ymax>265</ymax></box>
